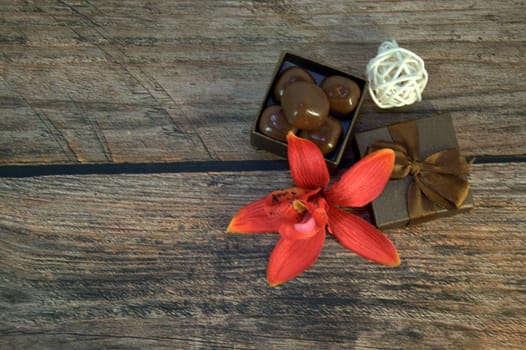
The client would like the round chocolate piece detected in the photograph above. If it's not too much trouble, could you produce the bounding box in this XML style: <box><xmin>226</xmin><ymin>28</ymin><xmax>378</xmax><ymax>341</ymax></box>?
<box><xmin>258</xmin><ymin>104</ymin><xmax>298</xmax><ymax>142</ymax></box>
<box><xmin>273</xmin><ymin>66</ymin><xmax>315</xmax><ymax>102</ymax></box>
<box><xmin>299</xmin><ymin>116</ymin><xmax>343</xmax><ymax>155</ymax></box>
<box><xmin>320</xmin><ymin>75</ymin><xmax>361</xmax><ymax>115</ymax></box>
<box><xmin>281</xmin><ymin>81</ymin><xmax>329</xmax><ymax>130</ymax></box>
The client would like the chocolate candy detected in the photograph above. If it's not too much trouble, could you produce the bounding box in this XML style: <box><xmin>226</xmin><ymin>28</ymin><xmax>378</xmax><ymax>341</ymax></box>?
<box><xmin>299</xmin><ymin>116</ymin><xmax>343</xmax><ymax>155</ymax></box>
<box><xmin>258</xmin><ymin>104</ymin><xmax>298</xmax><ymax>142</ymax></box>
<box><xmin>320</xmin><ymin>75</ymin><xmax>361</xmax><ymax>115</ymax></box>
<box><xmin>273</xmin><ymin>66</ymin><xmax>315</xmax><ymax>102</ymax></box>
<box><xmin>281</xmin><ymin>81</ymin><xmax>329</xmax><ymax>130</ymax></box>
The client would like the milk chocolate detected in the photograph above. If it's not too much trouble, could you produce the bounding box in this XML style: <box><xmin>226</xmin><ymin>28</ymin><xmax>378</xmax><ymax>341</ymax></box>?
<box><xmin>258</xmin><ymin>104</ymin><xmax>298</xmax><ymax>142</ymax></box>
<box><xmin>321</xmin><ymin>75</ymin><xmax>361</xmax><ymax>115</ymax></box>
<box><xmin>299</xmin><ymin>116</ymin><xmax>343</xmax><ymax>155</ymax></box>
<box><xmin>281</xmin><ymin>81</ymin><xmax>329</xmax><ymax>130</ymax></box>
<box><xmin>273</xmin><ymin>66</ymin><xmax>315</xmax><ymax>102</ymax></box>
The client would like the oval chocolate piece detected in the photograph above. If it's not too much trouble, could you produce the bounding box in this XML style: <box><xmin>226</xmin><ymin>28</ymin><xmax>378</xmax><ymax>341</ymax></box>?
<box><xmin>320</xmin><ymin>75</ymin><xmax>361</xmax><ymax>115</ymax></box>
<box><xmin>258</xmin><ymin>104</ymin><xmax>298</xmax><ymax>142</ymax></box>
<box><xmin>299</xmin><ymin>116</ymin><xmax>343</xmax><ymax>155</ymax></box>
<box><xmin>273</xmin><ymin>66</ymin><xmax>315</xmax><ymax>102</ymax></box>
<box><xmin>281</xmin><ymin>81</ymin><xmax>329</xmax><ymax>130</ymax></box>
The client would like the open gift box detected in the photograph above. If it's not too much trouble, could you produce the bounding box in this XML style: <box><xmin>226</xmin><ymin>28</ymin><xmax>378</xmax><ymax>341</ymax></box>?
<box><xmin>251</xmin><ymin>52</ymin><xmax>367</xmax><ymax>173</ymax></box>
<box><xmin>354</xmin><ymin>114</ymin><xmax>474</xmax><ymax>229</ymax></box>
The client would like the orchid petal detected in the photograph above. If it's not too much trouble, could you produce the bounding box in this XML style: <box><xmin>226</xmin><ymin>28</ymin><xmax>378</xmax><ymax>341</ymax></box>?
<box><xmin>267</xmin><ymin>231</ymin><xmax>326</xmax><ymax>286</ymax></box>
<box><xmin>287</xmin><ymin>132</ymin><xmax>329</xmax><ymax>189</ymax></box>
<box><xmin>264</xmin><ymin>187</ymin><xmax>309</xmax><ymax>221</ymax></box>
<box><xmin>327</xmin><ymin>206</ymin><xmax>400</xmax><ymax>266</ymax></box>
<box><xmin>325</xmin><ymin>148</ymin><xmax>394</xmax><ymax>207</ymax></box>
<box><xmin>227</xmin><ymin>198</ymin><xmax>281</xmax><ymax>233</ymax></box>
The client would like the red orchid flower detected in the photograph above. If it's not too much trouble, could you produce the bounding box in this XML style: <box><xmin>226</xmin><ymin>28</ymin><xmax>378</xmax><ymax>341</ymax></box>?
<box><xmin>228</xmin><ymin>132</ymin><xmax>400</xmax><ymax>286</ymax></box>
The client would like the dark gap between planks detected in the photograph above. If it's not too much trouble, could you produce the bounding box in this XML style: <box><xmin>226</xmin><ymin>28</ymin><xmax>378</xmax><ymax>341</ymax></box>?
<box><xmin>0</xmin><ymin>155</ymin><xmax>525</xmax><ymax>178</ymax></box>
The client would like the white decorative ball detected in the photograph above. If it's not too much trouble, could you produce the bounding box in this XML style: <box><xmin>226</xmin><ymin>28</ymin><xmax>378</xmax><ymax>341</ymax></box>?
<box><xmin>366</xmin><ymin>40</ymin><xmax>428</xmax><ymax>109</ymax></box>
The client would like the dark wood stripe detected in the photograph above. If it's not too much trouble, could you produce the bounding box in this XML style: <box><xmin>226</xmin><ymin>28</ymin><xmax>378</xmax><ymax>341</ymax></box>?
<box><xmin>0</xmin><ymin>156</ymin><xmax>524</xmax><ymax>178</ymax></box>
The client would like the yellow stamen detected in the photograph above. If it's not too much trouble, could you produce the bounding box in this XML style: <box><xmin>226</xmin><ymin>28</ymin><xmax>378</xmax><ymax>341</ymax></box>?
<box><xmin>292</xmin><ymin>199</ymin><xmax>306</xmax><ymax>213</ymax></box>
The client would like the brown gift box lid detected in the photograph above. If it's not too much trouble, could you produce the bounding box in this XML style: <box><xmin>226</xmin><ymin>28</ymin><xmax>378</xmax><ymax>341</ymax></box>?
<box><xmin>354</xmin><ymin>114</ymin><xmax>474</xmax><ymax>229</ymax></box>
<box><xmin>251</xmin><ymin>52</ymin><xmax>367</xmax><ymax>174</ymax></box>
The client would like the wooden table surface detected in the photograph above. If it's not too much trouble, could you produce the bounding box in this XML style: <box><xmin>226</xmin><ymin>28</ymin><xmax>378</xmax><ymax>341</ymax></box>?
<box><xmin>1</xmin><ymin>1</ymin><xmax>525</xmax><ymax>349</ymax></box>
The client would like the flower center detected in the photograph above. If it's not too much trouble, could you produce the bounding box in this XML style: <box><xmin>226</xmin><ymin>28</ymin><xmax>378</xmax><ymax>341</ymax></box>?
<box><xmin>291</xmin><ymin>199</ymin><xmax>317</xmax><ymax>234</ymax></box>
<box><xmin>293</xmin><ymin>212</ymin><xmax>316</xmax><ymax>234</ymax></box>
<box><xmin>292</xmin><ymin>199</ymin><xmax>307</xmax><ymax>214</ymax></box>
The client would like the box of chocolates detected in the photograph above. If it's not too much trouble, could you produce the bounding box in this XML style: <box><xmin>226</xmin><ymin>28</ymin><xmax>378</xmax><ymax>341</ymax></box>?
<box><xmin>251</xmin><ymin>52</ymin><xmax>367</xmax><ymax>173</ymax></box>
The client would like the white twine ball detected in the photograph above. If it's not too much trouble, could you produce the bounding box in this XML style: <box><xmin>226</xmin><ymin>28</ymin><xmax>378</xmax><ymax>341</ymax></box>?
<box><xmin>366</xmin><ymin>40</ymin><xmax>428</xmax><ymax>109</ymax></box>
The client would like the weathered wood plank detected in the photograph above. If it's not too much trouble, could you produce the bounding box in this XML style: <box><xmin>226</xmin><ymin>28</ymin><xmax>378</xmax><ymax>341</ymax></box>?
<box><xmin>1</xmin><ymin>3</ymin><xmax>524</xmax><ymax>349</ymax></box>
<box><xmin>1</xmin><ymin>0</ymin><xmax>525</xmax><ymax>164</ymax></box>
<box><xmin>1</xmin><ymin>163</ymin><xmax>525</xmax><ymax>349</ymax></box>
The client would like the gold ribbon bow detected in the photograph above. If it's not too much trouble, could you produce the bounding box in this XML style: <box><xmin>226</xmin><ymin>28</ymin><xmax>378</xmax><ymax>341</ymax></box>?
<box><xmin>369</xmin><ymin>120</ymin><xmax>471</xmax><ymax>222</ymax></box>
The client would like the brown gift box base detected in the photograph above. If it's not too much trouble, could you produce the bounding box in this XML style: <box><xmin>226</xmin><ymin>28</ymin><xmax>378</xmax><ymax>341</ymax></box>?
<box><xmin>354</xmin><ymin>114</ymin><xmax>473</xmax><ymax>229</ymax></box>
<box><xmin>251</xmin><ymin>52</ymin><xmax>367</xmax><ymax>174</ymax></box>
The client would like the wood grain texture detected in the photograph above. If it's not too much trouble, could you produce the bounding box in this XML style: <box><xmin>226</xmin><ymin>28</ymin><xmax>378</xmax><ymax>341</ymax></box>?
<box><xmin>1</xmin><ymin>0</ymin><xmax>525</xmax><ymax>164</ymax></box>
<box><xmin>1</xmin><ymin>163</ymin><xmax>525</xmax><ymax>349</ymax></box>
<box><xmin>1</xmin><ymin>1</ymin><xmax>525</xmax><ymax>349</ymax></box>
